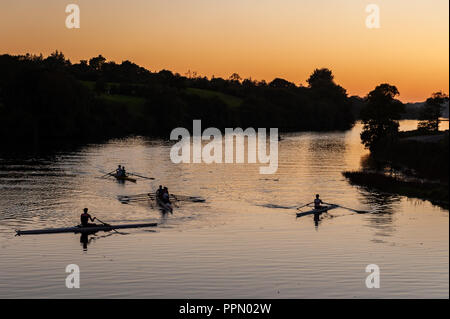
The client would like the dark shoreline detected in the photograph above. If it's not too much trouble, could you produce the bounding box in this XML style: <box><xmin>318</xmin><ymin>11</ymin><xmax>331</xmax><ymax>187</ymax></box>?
<box><xmin>0</xmin><ymin>53</ymin><xmax>356</xmax><ymax>152</ymax></box>
<box><xmin>342</xmin><ymin>171</ymin><xmax>449</xmax><ymax>209</ymax></box>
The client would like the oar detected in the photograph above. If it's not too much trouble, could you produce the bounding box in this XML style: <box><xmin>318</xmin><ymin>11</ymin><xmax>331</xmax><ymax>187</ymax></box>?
<box><xmin>168</xmin><ymin>194</ymin><xmax>205</xmax><ymax>202</ymax></box>
<box><xmin>128</xmin><ymin>172</ymin><xmax>155</xmax><ymax>180</ymax></box>
<box><xmin>95</xmin><ymin>218</ymin><xmax>121</xmax><ymax>234</ymax></box>
<box><xmin>296</xmin><ymin>202</ymin><xmax>313</xmax><ymax>210</ymax></box>
<box><xmin>95</xmin><ymin>217</ymin><xmax>110</xmax><ymax>226</ymax></box>
<box><xmin>172</xmin><ymin>194</ymin><xmax>195</xmax><ymax>200</ymax></box>
<box><xmin>118</xmin><ymin>194</ymin><xmax>149</xmax><ymax>200</ymax></box>
<box><xmin>100</xmin><ymin>170</ymin><xmax>115</xmax><ymax>178</ymax></box>
<box><xmin>323</xmin><ymin>202</ymin><xmax>369</xmax><ymax>214</ymax></box>
<box><xmin>169</xmin><ymin>194</ymin><xmax>181</xmax><ymax>209</ymax></box>
<box><xmin>121</xmin><ymin>198</ymin><xmax>151</xmax><ymax>203</ymax></box>
<box><xmin>118</xmin><ymin>197</ymin><xmax>153</xmax><ymax>204</ymax></box>
<box><xmin>118</xmin><ymin>193</ymin><xmax>152</xmax><ymax>200</ymax></box>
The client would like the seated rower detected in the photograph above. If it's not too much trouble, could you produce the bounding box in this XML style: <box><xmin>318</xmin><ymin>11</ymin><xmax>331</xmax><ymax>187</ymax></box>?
<box><xmin>314</xmin><ymin>194</ymin><xmax>323</xmax><ymax>209</ymax></box>
<box><xmin>122</xmin><ymin>166</ymin><xmax>127</xmax><ymax>177</ymax></box>
<box><xmin>116</xmin><ymin>165</ymin><xmax>123</xmax><ymax>177</ymax></box>
<box><xmin>80</xmin><ymin>208</ymin><xmax>96</xmax><ymax>227</ymax></box>
<box><xmin>162</xmin><ymin>187</ymin><xmax>171</xmax><ymax>204</ymax></box>
<box><xmin>156</xmin><ymin>185</ymin><xmax>163</xmax><ymax>199</ymax></box>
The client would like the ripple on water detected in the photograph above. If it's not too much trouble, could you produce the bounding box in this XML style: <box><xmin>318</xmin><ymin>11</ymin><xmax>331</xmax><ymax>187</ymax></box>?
<box><xmin>0</xmin><ymin>121</ymin><xmax>448</xmax><ymax>298</ymax></box>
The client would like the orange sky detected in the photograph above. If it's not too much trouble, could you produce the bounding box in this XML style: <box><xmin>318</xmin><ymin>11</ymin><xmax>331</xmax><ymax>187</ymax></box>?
<box><xmin>0</xmin><ymin>0</ymin><xmax>448</xmax><ymax>102</ymax></box>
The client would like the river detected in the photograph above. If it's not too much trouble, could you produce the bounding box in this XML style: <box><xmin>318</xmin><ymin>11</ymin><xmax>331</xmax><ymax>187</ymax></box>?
<box><xmin>0</xmin><ymin>120</ymin><xmax>448</xmax><ymax>298</ymax></box>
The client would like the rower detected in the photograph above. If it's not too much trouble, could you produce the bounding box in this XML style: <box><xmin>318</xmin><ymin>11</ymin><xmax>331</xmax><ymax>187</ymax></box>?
<box><xmin>162</xmin><ymin>187</ymin><xmax>171</xmax><ymax>204</ymax></box>
<box><xmin>314</xmin><ymin>194</ymin><xmax>323</xmax><ymax>209</ymax></box>
<box><xmin>156</xmin><ymin>185</ymin><xmax>163</xmax><ymax>199</ymax></box>
<box><xmin>122</xmin><ymin>166</ymin><xmax>127</xmax><ymax>176</ymax></box>
<box><xmin>116</xmin><ymin>165</ymin><xmax>123</xmax><ymax>177</ymax></box>
<box><xmin>80</xmin><ymin>208</ymin><xmax>96</xmax><ymax>227</ymax></box>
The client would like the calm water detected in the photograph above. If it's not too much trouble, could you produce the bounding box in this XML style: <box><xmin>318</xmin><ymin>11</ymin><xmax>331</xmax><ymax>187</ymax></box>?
<box><xmin>0</xmin><ymin>121</ymin><xmax>448</xmax><ymax>298</ymax></box>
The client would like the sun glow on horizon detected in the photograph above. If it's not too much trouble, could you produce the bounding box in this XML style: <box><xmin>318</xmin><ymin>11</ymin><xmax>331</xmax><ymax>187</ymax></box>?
<box><xmin>0</xmin><ymin>0</ymin><xmax>448</xmax><ymax>102</ymax></box>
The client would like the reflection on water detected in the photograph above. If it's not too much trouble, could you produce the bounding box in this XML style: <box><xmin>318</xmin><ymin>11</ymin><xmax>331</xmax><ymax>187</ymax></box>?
<box><xmin>0</xmin><ymin>121</ymin><xmax>448</xmax><ymax>298</ymax></box>
<box><xmin>79</xmin><ymin>232</ymin><xmax>113</xmax><ymax>251</ymax></box>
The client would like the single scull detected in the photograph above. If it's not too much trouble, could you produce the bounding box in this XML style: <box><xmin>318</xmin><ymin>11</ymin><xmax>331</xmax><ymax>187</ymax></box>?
<box><xmin>16</xmin><ymin>223</ymin><xmax>157</xmax><ymax>235</ymax></box>
<box><xmin>296</xmin><ymin>204</ymin><xmax>339</xmax><ymax>217</ymax></box>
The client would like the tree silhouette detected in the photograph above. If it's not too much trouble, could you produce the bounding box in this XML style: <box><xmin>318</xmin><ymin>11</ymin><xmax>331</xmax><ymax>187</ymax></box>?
<box><xmin>307</xmin><ymin>68</ymin><xmax>334</xmax><ymax>88</ymax></box>
<box><xmin>418</xmin><ymin>92</ymin><xmax>449</xmax><ymax>132</ymax></box>
<box><xmin>44</xmin><ymin>50</ymin><xmax>70</xmax><ymax>69</ymax></box>
<box><xmin>242</xmin><ymin>78</ymin><xmax>256</xmax><ymax>88</ymax></box>
<box><xmin>360</xmin><ymin>84</ymin><xmax>404</xmax><ymax>152</ymax></box>
<box><xmin>269</xmin><ymin>78</ymin><xmax>295</xmax><ymax>89</ymax></box>
<box><xmin>89</xmin><ymin>55</ymin><xmax>106</xmax><ymax>71</ymax></box>
<box><xmin>229</xmin><ymin>73</ymin><xmax>241</xmax><ymax>83</ymax></box>
<box><xmin>0</xmin><ymin>52</ymin><xmax>357</xmax><ymax>150</ymax></box>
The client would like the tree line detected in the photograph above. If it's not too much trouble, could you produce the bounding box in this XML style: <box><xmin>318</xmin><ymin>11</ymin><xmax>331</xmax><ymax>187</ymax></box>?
<box><xmin>0</xmin><ymin>51</ymin><xmax>357</xmax><ymax>151</ymax></box>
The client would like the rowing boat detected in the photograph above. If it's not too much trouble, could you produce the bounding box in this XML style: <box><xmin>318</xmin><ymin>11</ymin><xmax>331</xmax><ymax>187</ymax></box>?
<box><xmin>114</xmin><ymin>174</ymin><xmax>137</xmax><ymax>183</ymax></box>
<box><xmin>296</xmin><ymin>204</ymin><xmax>338</xmax><ymax>217</ymax></box>
<box><xmin>16</xmin><ymin>223</ymin><xmax>157</xmax><ymax>235</ymax></box>
<box><xmin>149</xmin><ymin>193</ymin><xmax>205</xmax><ymax>203</ymax></box>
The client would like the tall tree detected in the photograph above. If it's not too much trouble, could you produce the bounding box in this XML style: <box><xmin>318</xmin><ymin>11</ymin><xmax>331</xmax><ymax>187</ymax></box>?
<box><xmin>360</xmin><ymin>84</ymin><xmax>404</xmax><ymax>152</ymax></box>
<box><xmin>418</xmin><ymin>92</ymin><xmax>449</xmax><ymax>132</ymax></box>
<box><xmin>89</xmin><ymin>55</ymin><xmax>106</xmax><ymax>71</ymax></box>
<box><xmin>306</xmin><ymin>68</ymin><xmax>347</xmax><ymax>97</ymax></box>
<box><xmin>229</xmin><ymin>73</ymin><xmax>242</xmax><ymax>83</ymax></box>
<box><xmin>307</xmin><ymin>68</ymin><xmax>334</xmax><ymax>89</ymax></box>
<box><xmin>44</xmin><ymin>50</ymin><xmax>70</xmax><ymax>69</ymax></box>
<box><xmin>269</xmin><ymin>78</ymin><xmax>295</xmax><ymax>89</ymax></box>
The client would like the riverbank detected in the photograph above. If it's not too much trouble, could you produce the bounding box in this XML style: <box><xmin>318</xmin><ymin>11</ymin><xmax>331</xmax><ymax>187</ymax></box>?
<box><xmin>343</xmin><ymin>171</ymin><xmax>449</xmax><ymax>208</ymax></box>
<box><xmin>342</xmin><ymin>127</ymin><xmax>448</xmax><ymax>208</ymax></box>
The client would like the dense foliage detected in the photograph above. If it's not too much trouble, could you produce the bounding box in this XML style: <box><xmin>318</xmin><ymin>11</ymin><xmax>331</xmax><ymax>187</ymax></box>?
<box><xmin>418</xmin><ymin>92</ymin><xmax>449</xmax><ymax>132</ymax></box>
<box><xmin>0</xmin><ymin>52</ymin><xmax>355</xmax><ymax>151</ymax></box>
<box><xmin>359</xmin><ymin>84</ymin><xmax>448</xmax><ymax>180</ymax></box>
<box><xmin>360</xmin><ymin>84</ymin><xmax>404</xmax><ymax>152</ymax></box>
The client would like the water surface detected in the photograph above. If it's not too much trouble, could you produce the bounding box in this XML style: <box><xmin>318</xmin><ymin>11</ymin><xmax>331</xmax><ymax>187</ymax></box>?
<box><xmin>0</xmin><ymin>121</ymin><xmax>448</xmax><ymax>298</ymax></box>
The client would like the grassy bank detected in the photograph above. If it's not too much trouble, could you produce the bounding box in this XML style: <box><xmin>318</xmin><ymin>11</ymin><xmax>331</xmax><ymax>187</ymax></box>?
<box><xmin>185</xmin><ymin>87</ymin><xmax>243</xmax><ymax>108</ymax></box>
<box><xmin>343</xmin><ymin>171</ymin><xmax>449</xmax><ymax>208</ymax></box>
<box><xmin>99</xmin><ymin>94</ymin><xmax>146</xmax><ymax>109</ymax></box>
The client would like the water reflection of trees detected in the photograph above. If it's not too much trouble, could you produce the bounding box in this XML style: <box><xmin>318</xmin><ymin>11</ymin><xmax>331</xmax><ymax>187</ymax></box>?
<box><xmin>358</xmin><ymin>189</ymin><xmax>402</xmax><ymax>243</ymax></box>
<box><xmin>308</xmin><ymin>135</ymin><xmax>347</xmax><ymax>156</ymax></box>
<box><xmin>306</xmin><ymin>135</ymin><xmax>347</xmax><ymax>173</ymax></box>
<box><xmin>359</xmin><ymin>154</ymin><xmax>403</xmax><ymax>177</ymax></box>
<box><xmin>303</xmin><ymin>135</ymin><xmax>348</xmax><ymax>197</ymax></box>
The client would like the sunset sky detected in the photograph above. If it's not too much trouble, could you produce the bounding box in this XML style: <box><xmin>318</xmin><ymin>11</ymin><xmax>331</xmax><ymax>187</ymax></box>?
<box><xmin>0</xmin><ymin>0</ymin><xmax>448</xmax><ymax>102</ymax></box>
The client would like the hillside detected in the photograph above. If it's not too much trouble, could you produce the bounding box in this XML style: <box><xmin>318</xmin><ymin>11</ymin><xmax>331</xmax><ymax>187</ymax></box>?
<box><xmin>0</xmin><ymin>52</ymin><xmax>357</xmax><ymax>150</ymax></box>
